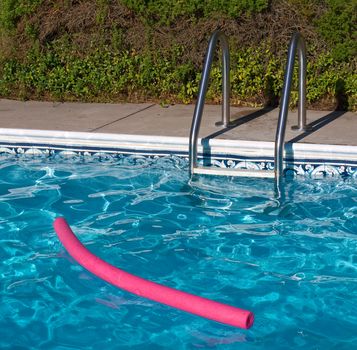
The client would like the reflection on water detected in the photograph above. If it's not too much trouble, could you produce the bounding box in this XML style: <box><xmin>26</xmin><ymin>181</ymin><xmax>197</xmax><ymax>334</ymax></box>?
<box><xmin>0</xmin><ymin>156</ymin><xmax>356</xmax><ymax>349</ymax></box>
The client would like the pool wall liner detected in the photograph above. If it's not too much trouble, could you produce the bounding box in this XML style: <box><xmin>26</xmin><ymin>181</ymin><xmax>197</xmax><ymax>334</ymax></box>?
<box><xmin>53</xmin><ymin>217</ymin><xmax>254</xmax><ymax>329</ymax></box>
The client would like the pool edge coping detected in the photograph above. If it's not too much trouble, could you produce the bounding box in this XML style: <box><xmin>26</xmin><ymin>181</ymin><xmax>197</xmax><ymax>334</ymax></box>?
<box><xmin>0</xmin><ymin>127</ymin><xmax>356</xmax><ymax>161</ymax></box>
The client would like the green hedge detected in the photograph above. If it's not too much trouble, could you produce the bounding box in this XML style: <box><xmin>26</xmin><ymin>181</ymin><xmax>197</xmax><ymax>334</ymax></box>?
<box><xmin>0</xmin><ymin>0</ymin><xmax>356</xmax><ymax>110</ymax></box>
<box><xmin>1</xmin><ymin>45</ymin><xmax>355</xmax><ymax>109</ymax></box>
<box><xmin>121</xmin><ymin>0</ymin><xmax>269</xmax><ymax>24</ymax></box>
<box><xmin>316</xmin><ymin>0</ymin><xmax>357</xmax><ymax>62</ymax></box>
<box><xmin>0</xmin><ymin>0</ymin><xmax>43</xmax><ymax>31</ymax></box>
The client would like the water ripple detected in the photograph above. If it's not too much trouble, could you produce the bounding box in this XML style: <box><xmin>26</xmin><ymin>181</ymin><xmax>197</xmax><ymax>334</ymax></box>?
<box><xmin>0</xmin><ymin>157</ymin><xmax>356</xmax><ymax>349</ymax></box>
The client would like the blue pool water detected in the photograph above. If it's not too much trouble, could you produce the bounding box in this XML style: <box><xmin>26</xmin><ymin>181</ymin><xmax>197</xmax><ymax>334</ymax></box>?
<box><xmin>0</xmin><ymin>154</ymin><xmax>356</xmax><ymax>349</ymax></box>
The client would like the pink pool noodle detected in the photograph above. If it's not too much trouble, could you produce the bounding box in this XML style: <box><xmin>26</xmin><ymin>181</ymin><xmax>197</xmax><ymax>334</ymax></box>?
<box><xmin>53</xmin><ymin>217</ymin><xmax>254</xmax><ymax>329</ymax></box>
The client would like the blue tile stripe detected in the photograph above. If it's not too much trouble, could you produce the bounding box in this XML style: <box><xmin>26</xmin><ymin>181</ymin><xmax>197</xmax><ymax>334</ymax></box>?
<box><xmin>0</xmin><ymin>142</ymin><xmax>356</xmax><ymax>178</ymax></box>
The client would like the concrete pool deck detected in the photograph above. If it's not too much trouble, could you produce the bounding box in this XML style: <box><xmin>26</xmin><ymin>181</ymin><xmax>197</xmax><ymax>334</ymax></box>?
<box><xmin>0</xmin><ymin>99</ymin><xmax>356</xmax><ymax>146</ymax></box>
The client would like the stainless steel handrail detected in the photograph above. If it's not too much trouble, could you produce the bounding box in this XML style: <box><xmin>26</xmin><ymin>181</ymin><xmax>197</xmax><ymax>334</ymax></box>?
<box><xmin>189</xmin><ymin>30</ymin><xmax>230</xmax><ymax>175</ymax></box>
<box><xmin>274</xmin><ymin>32</ymin><xmax>308</xmax><ymax>180</ymax></box>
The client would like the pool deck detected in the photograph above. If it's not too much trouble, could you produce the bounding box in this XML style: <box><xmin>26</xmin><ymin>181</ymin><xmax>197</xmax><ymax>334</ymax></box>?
<box><xmin>0</xmin><ymin>98</ymin><xmax>356</xmax><ymax>146</ymax></box>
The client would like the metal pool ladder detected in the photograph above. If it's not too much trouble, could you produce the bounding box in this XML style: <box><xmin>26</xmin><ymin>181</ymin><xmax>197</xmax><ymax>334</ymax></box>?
<box><xmin>189</xmin><ymin>31</ymin><xmax>308</xmax><ymax>184</ymax></box>
<box><xmin>275</xmin><ymin>32</ymin><xmax>309</xmax><ymax>180</ymax></box>
<box><xmin>188</xmin><ymin>30</ymin><xmax>233</xmax><ymax>176</ymax></box>
<box><xmin>188</xmin><ymin>30</ymin><xmax>274</xmax><ymax>178</ymax></box>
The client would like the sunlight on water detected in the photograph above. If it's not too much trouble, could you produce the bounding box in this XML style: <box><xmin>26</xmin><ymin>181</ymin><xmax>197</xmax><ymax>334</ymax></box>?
<box><xmin>0</xmin><ymin>155</ymin><xmax>356</xmax><ymax>349</ymax></box>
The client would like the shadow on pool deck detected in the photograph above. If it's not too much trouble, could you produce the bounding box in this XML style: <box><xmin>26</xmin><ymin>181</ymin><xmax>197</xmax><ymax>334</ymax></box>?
<box><xmin>287</xmin><ymin>110</ymin><xmax>347</xmax><ymax>144</ymax></box>
<box><xmin>0</xmin><ymin>99</ymin><xmax>355</xmax><ymax>147</ymax></box>
<box><xmin>202</xmin><ymin>107</ymin><xmax>276</xmax><ymax>140</ymax></box>
<box><xmin>201</xmin><ymin>107</ymin><xmax>275</xmax><ymax>165</ymax></box>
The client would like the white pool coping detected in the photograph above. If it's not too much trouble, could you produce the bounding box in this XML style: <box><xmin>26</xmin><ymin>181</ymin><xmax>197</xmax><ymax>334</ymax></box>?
<box><xmin>0</xmin><ymin>128</ymin><xmax>356</xmax><ymax>163</ymax></box>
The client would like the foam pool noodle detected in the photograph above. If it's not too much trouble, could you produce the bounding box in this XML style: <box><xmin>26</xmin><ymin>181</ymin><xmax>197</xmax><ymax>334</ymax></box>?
<box><xmin>54</xmin><ymin>217</ymin><xmax>254</xmax><ymax>329</ymax></box>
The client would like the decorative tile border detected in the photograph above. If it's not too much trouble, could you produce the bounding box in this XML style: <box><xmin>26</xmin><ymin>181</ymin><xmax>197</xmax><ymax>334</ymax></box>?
<box><xmin>0</xmin><ymin>128</ymin><xmax>356</xmax><ymax>178</ymax></box>
<box><xmin>196</xmin><ymin>156</ymin><xmax>357</xmax><ymax>178</ymax></box>
<box><xmin>0</xmin><ymin>144</ymin><xmax>356</xmax><ymax>179</ymax></box>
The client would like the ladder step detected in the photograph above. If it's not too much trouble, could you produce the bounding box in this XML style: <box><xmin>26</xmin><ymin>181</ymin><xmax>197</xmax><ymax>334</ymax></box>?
<box><xmin>192</xmin><ymin>166</ymin><xmax>275</xmax><ymax>178</ymax></box>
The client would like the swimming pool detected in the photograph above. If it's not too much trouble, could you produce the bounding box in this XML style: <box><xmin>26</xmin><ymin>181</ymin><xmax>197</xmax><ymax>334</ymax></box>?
<box><xmin>1</xmin><ymin>154</ymin><xmax>356</xmax><ymax>349</ymax></box>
